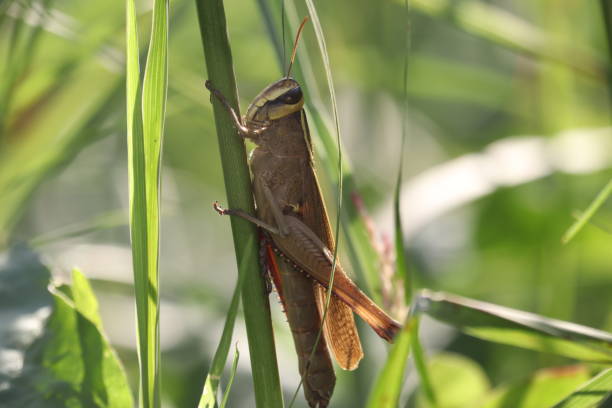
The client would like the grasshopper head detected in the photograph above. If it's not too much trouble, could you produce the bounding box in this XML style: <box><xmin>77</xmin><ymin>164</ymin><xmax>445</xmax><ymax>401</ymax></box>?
<box><xmin>245</xmin><ymin>78</ymin><xmax>304</xmax><ymax>124</ymax></box>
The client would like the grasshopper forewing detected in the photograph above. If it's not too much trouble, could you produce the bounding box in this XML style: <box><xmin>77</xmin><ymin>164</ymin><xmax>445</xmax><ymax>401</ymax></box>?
<box><xmin>207</xmin><ymin>18</ymin><xmax>401</xmax><ymax>408</ymax></box>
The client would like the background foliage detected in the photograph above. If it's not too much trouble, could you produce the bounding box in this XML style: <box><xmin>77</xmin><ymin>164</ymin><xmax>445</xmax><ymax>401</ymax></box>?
<box><xmin>0</xmin><ymin>0</ymin><xmax>611</xmax><ymax>407</ymax></box>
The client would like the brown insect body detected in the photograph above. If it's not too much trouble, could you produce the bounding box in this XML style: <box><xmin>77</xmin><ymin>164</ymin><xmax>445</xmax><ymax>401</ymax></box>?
<box><xmin>208</xmin><ymin>76</ymin><xmax>401</xmax><ymax>407</ymax></box>
<box><xmin>248</xmin><ymin>81</ymin><xmax>354</xmax><ymax>407</ymax></box>
<box><xmin>247</xmin><ymin>78</ymin><xmax>399</xmax><ymax>337</ymax></box>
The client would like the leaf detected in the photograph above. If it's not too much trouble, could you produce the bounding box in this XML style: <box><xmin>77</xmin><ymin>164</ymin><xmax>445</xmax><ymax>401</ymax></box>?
<box><xmin>0</xmin><ymin>246</ymin><xmax>133</xmax><ymax>407</ymax></box>
<box><xmin>481</xmin><ymin>365</ymin><xmax>590</xmax><ymax>408</ymax></box>
<box><xmin>419</xmin><ymin>353</ymin><xmax>490</xmax><ymax>408</ymax></box>
<box><xmin>552</xmin><ymin>368</ymin><xmax>612</xmax><ymax>408</ymax></box>
<box><xmin>417</xmin><ymin>290</ymin><xmax>612</xmax><ymax>363</ymax></box>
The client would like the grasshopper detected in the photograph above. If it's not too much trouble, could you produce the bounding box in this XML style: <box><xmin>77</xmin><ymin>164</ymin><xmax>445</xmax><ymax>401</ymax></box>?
<box><xmin>207</xmin><ymin>18</ymin><xmax>400</xmax><ymax>408</ymax></box>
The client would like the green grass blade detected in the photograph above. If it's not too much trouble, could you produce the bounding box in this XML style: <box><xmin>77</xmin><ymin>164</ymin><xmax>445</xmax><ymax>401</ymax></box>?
<box><xmin>126</xmin><ymin>0</ymin><xmax>141</xmax><ymax>150</ymax></box>
<box><xmin>366</xmin><ymin>318</ymin><xmax>413</xmax><ymax>408</ymax></box>
<box><xmin>126</xmin><ymin>0</ymin><xmax>168</xmax><ymax>407</ymax></box>
<box><xmin>552</xmin><ymin>368</ymin><xmax>612</xmax><ymax>408</ymax></box>
<box><xmin>417</xmin><ymin>290</ymin><xmax>612</xmax><ymax>363</ymax></box>
<box><xmin>302</xmin><ymin>0</ymin><xmax>343</xmax><ymax>278</ymax></box>
<box><xmin>411</xmin><ymin>318</ymin><xmax>437</xmax><ymax>406</ymax></box>
<box><xmin>307</xmin><ymin>106</ymin><xmax>384</xmax><ymax>300</ymax></box>
<box><xmin>195</xmin><ymin>1</ymin><xmax>283</xmax><ymax>407</ymax></box>
<box><xmin>198</xmin><ymin>259</ymin><xmax>247</xmax><ymax>408</ymax></box>
<box><xmin>126</xmin><ymin>0</ymin><xmax>150</xmax><ymax>405</ymax></box>
<box><xmin>393</xmin><ymin>2</ymin><xmax>436</xmax><ymax>404</ymax></box>
<box><xmin>219</xmin><ymin>344</ymin><xmax>240</xmax><ymax>408</ymax></box>
<box><xmin>562</xmin><ymin>178</ymin><xmax>612</xmax><ymax>244</ymax></box>
<box><xmin>394</xmin><ymin>175</ymin><xmax>411</xmax><ymax>303</ymax></box>
<box><xmin>395</xmin><ymin>0</ymin><xmax>412</xmax><ymax>307</ymax></box>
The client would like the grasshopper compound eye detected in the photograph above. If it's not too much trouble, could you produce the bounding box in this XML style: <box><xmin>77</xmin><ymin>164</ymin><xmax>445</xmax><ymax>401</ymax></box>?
<box><xmin>279</xmin><ymin>87</ymin><xmax>303</xmax><ymax>105</ymax></box>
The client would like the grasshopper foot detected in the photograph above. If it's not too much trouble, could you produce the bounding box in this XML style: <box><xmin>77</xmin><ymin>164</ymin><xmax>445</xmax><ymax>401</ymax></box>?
<box><xmin>213</xmin><ymin>201</ymin><xmax>228</xmax><ymax>216</ymax></box>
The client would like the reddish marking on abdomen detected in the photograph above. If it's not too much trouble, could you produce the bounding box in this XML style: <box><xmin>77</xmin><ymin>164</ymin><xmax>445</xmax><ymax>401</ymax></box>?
<box><xmin>266</xmin><ymin>244</ymin><xmax>286</xmax><ymax>308</ymax></box>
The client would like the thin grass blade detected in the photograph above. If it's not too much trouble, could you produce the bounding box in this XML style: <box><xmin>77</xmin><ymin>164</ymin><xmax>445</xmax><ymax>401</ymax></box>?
<box><xmin>562</xmin><ymin>178</ymin><xmax>612</xmax><ymax>244</ymax></box>
<box><xmin>392</xmin><ymin>1</ymin><xmax>437</xmax><ymax>404</ymax></box>
<box><xmin>219</xmin><ymin>344</ymin><xmax>240</xmax><ymax>408</ymax></box>
<box><xmin>411</xmin><ymin>318</ymin><xmax>437</xmax><ymax>406</ymax></box>
<box><xmin>552</xmin><ymin>368</ymin><xmax>612</xmax><ymax>408</ymax></box>
<box><xmin>302</xmin><ymin>0</ymin><xmax>343</xmax><ymax>290</ymax></box>
<box><xmin>198</xmin><ymin>254</ymin><xmax>248</xmax><ymax>408</ymax></box>
<box><xmin>308</xmin><ymin>106</ymin><xmax>384</xmax><ymax>299</ymax></box>
<box><xmin>366</xmin><ymin>318</ymin><xmax>413</xmax><ymax>408</ymax></box>
<box><xmin>417</xmin><ymin>290</ymin><xmax>612</xmax><ymax>363</ymax></box>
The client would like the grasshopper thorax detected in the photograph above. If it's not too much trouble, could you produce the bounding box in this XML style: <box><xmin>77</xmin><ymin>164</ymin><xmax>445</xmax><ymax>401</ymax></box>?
<box><xmin>245</xmin><ymin>78</ymin><xmax>304</xmax><ymax>125</ymax></box>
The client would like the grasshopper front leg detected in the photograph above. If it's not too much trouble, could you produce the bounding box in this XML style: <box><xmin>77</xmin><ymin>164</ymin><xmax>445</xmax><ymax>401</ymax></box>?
<box><xmin>213</xmin><ymin>201</ymin><xmax>281</xmax><ymax>235</ymax></box>
<box><xmin>205</xmin><ymin>81</ymin><xmax>268</xmax><ymax>137</ymax></box>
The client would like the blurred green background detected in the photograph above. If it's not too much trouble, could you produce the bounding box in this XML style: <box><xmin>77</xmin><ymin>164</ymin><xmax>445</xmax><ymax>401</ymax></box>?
<box><xmin>1</xmin><ymin>0</ymin><xmax>611</xmax><ymax>407</ymax></box>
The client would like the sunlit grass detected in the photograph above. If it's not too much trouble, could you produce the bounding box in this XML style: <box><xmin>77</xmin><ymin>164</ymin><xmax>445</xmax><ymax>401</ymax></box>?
<box><xmin>126</xmin><ymin>0</ymin><xmax>168</xmax><ymax>406</ymax></box>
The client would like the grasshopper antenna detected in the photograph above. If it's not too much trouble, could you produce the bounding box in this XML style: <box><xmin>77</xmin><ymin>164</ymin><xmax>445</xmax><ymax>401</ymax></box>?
<box><xmin>286</xmin><ymin>16</ymin><xmax>309</xmax><ymax>78</ymax></box>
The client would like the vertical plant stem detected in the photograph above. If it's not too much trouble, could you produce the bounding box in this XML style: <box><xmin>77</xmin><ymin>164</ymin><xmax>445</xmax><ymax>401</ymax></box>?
<box><xmin>194</xmin><ymin>1</ymin><xmax>283</xmax><ymax>407</ymax></box>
